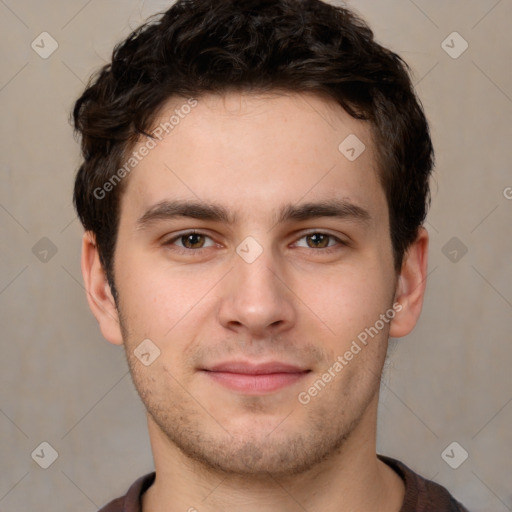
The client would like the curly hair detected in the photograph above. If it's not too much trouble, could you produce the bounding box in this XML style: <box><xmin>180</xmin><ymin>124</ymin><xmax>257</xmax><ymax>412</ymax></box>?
<box><xmin>73</xmin><ymin>0</ymin><xmax>434</xmax><ymax>296</ymax></box>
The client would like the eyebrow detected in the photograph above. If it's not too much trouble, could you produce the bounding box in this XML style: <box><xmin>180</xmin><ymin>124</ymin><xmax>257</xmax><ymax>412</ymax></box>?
<box><xmin>136</xmin><ymin>198</ymin><xmax>371</xmax><ymax>229</ymax></box>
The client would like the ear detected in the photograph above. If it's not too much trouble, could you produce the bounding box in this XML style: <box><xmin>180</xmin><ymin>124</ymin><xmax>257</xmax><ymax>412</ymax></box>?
<box><xmin>389</xmin><ymin>227</ymin><xmax>429</xmax><ymax>338</ymax></box>
<box><xmin>81</xmin><ymin>231</ymin><xmax>124</xmax><ymax>346</ymax></box>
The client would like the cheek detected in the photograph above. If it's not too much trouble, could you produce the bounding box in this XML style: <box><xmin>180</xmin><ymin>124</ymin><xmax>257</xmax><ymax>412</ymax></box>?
<box><xmin>115</xmin><ymin>255</ymin><xmax>215</xmax><ymax>341</ymax></box>
<box><xmin>311</xmin><ymin>260</ymin><xmax>395</xmax><ymax>343</ymax></box>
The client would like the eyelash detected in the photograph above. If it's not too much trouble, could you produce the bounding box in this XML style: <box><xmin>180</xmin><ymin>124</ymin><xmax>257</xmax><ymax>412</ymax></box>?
<box><xmin>163</xmin><ymin>230</ymin><xmax>346</xmax><ymax>255</ymax></box>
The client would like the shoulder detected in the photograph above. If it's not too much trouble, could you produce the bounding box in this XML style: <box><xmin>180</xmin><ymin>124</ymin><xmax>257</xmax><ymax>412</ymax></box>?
<box><xmin>378</xmin><ymin>455</ymin><xmax>470</xmax><ymax>512</ymax></box>
<box><xmin>97</xmin><ymin>496</ymin><xmax>124</xmax><ymax>512</ymax></box>
<box><xmin>97</xmin><ymin>472</ymin><xmax>156</xmax><ymax>512</ymax></box>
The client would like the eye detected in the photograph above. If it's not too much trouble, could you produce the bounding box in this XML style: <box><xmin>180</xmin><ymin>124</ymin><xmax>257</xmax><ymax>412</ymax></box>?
<box><xmin>294</xmin><ymin>232</ymin><xmax>344</xmax><ymax>251</ymax></box>
<box><xmin>163</xmin><ymin>230</ymin><xmax>346</xmax><ymax>255</ymax></box>
<box><xmin>165</xmin><ymin>231</ymin><xmax>216</xmax><ymax>251</ymax></box>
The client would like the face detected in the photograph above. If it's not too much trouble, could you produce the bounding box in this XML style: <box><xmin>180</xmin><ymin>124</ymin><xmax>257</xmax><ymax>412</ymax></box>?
<box><xmin>90</xmin><ymin>91</ymin><xmax>417</xmax><ymax>477</ymax></box>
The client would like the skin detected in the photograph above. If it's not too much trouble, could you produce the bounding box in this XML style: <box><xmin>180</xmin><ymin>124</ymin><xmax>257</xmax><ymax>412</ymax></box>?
<box><xmin>82</xmin><ymin>91</ymin><xmax>428</xmax><ymax>512</ymax></box>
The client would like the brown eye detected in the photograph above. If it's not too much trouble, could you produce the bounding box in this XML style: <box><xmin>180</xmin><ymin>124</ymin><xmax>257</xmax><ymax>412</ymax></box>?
<box><xmin>180</xmin><ymin>233</ymin><xmax>206</xmax><ymax>249</ymax></box>
<box><xmin>293</xmin><ymin>232</ymin><xmax>347</xmax><ymax>255</ymax></box>
<box><xmin>305</xmin><ymin>233</ymin><xmax>331</xmax><ymax>249</ymax></box>
<box><xmin>165</xmin><ymin>231</ymin><xmax>215</xmax><ymax>251</ymax></box>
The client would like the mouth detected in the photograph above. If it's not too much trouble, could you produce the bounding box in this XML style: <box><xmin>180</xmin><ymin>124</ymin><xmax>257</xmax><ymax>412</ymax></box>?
<box><xmin>201</xmin><ymin>361</ymin><xmax>311</xmax><ymax>394</ymax></box>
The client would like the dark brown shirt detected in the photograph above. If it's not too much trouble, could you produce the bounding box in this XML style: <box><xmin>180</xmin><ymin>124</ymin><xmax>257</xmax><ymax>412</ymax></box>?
<box><xmin>97</xmin><ymin>455</ymin><xmax>470</xmax><ymax>511</ymax></box>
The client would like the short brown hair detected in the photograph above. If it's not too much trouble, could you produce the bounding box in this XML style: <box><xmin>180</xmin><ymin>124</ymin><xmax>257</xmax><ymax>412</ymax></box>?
<box><xmin>73</xmin><ymin>0</ymin><xmax>434</xmax><ymax>296</ymax></box>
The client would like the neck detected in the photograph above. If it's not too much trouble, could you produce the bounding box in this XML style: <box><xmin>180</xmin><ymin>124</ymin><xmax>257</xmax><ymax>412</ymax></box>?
<box><xmin>142</xmin><ymin>397</ymin><xmax>405</xmax><ymax>512</ymax></box>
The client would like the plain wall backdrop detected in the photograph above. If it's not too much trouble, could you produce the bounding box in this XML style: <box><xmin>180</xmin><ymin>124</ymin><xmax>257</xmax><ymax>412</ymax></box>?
<box><xmin>1</xmin><ymin>1</ymin><xmax>511</xmax><ymax>510</ymax></box>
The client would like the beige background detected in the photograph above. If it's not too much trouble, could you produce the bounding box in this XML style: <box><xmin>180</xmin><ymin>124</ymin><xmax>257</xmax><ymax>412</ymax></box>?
<box><xmin>1</xmin><ymin>0</ymin><xmax>511</xmax><ymax>510</ymax></box>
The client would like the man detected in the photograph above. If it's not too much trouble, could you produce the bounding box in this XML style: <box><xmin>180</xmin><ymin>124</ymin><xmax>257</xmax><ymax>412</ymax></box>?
<box><xmin>72</xmin><ymin>0</ymin><xmax>469</xmax><ymax>510</ymax></box>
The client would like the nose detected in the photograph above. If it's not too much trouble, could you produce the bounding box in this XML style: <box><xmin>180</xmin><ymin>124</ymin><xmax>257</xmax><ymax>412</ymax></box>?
<box><xmin>217</xmin><ymin>244</ymin><xmax>296</xmax><ymax>338</ymax></box>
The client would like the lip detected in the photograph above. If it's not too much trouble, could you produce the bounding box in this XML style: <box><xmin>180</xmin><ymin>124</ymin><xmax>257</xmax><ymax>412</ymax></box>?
<box><xmin>206</xmin><ymin>361</ymin><xmax>308</xmax><ymax>374</ymax></box>
<box><xmin>202</xmin><ymin>361</ymin><xmax>310</xmax><ymax>394</ymax></box>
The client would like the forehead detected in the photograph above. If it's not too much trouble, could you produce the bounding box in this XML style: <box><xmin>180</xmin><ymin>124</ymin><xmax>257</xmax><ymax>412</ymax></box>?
<box><xmin>119</xmin><ymin>91</ymin><xmax>386</xmax><ymax>223</ymax></box>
